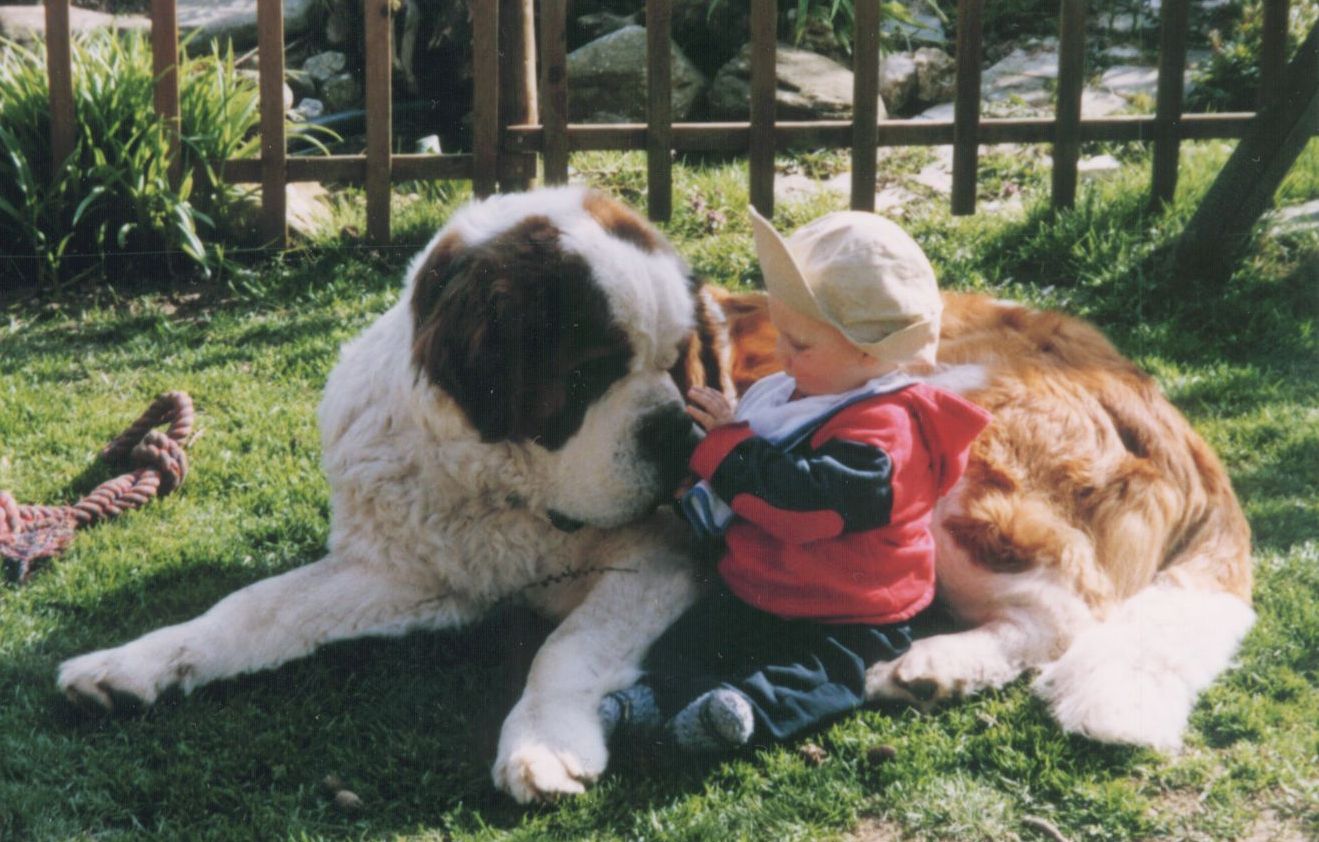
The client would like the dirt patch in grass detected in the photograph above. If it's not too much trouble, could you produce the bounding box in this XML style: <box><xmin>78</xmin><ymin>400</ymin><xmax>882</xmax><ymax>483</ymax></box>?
<box><xmin>1152</xmin><ymin>789</ymin><xmax>1310</xmax><ymax>842</ymax></box>
<box><xmin>844</xmin><ymin>816</ymin><xmax>907</xmax><ymax>841</ymax></box>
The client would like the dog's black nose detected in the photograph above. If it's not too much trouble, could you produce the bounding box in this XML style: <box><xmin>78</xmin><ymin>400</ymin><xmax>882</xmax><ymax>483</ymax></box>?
<box><xmin>637</xmin><ymin>405</ymin><xmax>701</xmax><ymax>493</ymax></box>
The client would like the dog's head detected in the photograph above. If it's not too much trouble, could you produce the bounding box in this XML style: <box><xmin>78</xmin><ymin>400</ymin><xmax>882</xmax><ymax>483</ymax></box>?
<box><xmin>408</xmin><ymin>187</ymin><xmax>722</xmax><ymax>530</ymax></box>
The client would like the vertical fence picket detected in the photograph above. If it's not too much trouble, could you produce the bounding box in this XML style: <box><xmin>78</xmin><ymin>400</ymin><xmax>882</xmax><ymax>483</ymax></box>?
<box><xmin>151</xmin><ymin>0</ymin><xmax>181</xmax><ymax>186</ymax></box>
<box><xmin>365</xmin><ymin>0</ymin><xmax>392</xmax><ymax>244</ymax></box>
<box><xmin>44</xmin><ymin>0</ymin><xmax>76</xmax><ymax>180</ymax></box>
<box><xmin>472</xmin><ymin>0</ymin><xmax>500</xmax><ymax>197</ymax></box>
<box><xmin>1052</xmin><ymin>0</ymin><xmax>1086</xmax><ymax>209</ymax></box>
<box><xmin>499</xmin><ymin>0</ymin><xmax>537</xmax><ymax>191</ymax></box>
<box><xmin>951</xmin><ymin>0</ymin><xmax>984</xmax><ymax>216</ymax></box>
<box><xmin>1151</xmin><ymin>0</ymin><xmax>1190</xmax><ymax>206</ymax></box>
<box><xmin>539</xmin><ymin>0</ymin><xmax>569</xmax><ymax>185</ymax></box>
<box><xmin>96</xmin><ymin>0</ymin><xmax>1279</xmax><ymax>248</ymax></box>
<box><xmin>851</xmin><ymin>0</ymin><xmax>880</xmax><ymax>213</ymax></box>
<box><xmin>646</xmin><ymin>0</ymin><xmax>673</xmax><ymax>222</ymax></box>
<box><xmin>256</xmin><ymin>0</ymin><xmax>287</xmax><ymax>248</ymax></box>
<box><xmin>1260</xmin><ymin>0</ymin><xmax>1290</xmax><ymax>108</ymax></box>
<box><xmin>748</xmin><ymin>0</ymin><xmax>776</xmax><ymax>217</ymax></box>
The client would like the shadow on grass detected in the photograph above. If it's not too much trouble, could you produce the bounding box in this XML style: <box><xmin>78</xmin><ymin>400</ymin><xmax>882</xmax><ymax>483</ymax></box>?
<box><xmin>12</xmin><ymin>554</ymin><xmax>746</xmax><ymax>838</ymax></box>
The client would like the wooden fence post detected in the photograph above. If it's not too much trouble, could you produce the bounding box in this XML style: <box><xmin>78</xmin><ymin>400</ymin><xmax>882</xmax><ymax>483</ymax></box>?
<box><xmin>365</xmin><ymin>0</ymin><xmax>392</xmax><ymax>244</ymax></box>
<box><xmin>851</xmin><ymin>0</ymin><xmax>880</xmax><ymax>213</ymax></box>
<box><xmin>1151</xmin><ymin>0</ymin><xmax>1190</xmax><ymax>207</ymax></box>
<box><xmin>499</xmin><ymin>0</ymin><xmax>536</xmax><ymax>191</ymax></box>
<box><xmin>44</xmin><ymin>0</ymin><xmax>76</xmax><ymax>180</ymax></box>
<box><xmin>472</xmin><ymin>0</ymin><xmax>500</xmax><ymax>197</ymax></box>
<box><xmin>748</xmin><ymin>0</ymin><xmax>776</xmax><ymax>217</ymax></box>
<box><xmin>1260</xmin><ymin>0</ymin><xmax>1290</xmax><ymax>109</ymax></box>
<box><xmin>1052</xmin><ymin>0</ymin><xmax>1085</xmax><ymax>210</ymax></box>
<box><xmin>539</xmin><ymin>0</ymin><xmax>569</xmax><ymax>185</ymax></box>
<box><xmin>1175</xmin><ymin>21</ymin><xmax>1319</xmax><ymax>287</ymax></box>
<box><xmin>256</xmin><ymin>0</ymin><xmax>287</xmax><ymax>248</ymax></box>
<box><xmin>951</xmin><ymin>0</ymin><xmax>983</xmax><ymax>216</ymax></box>
<box><xmin>646</xmin><ymin>0</ymin><xmax>673</xmax><ymax>222</ymax></box>
<box><xmin>151</xmin><ymin>0</ymin><xmax>181</xmax><ymax>187</ymax></box>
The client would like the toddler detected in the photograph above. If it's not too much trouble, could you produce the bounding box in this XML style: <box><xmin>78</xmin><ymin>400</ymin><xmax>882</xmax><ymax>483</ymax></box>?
<box><xmin>601</xmin><ymin>207</ymin><xmax>992</xmax><ymax>751</ymax></box>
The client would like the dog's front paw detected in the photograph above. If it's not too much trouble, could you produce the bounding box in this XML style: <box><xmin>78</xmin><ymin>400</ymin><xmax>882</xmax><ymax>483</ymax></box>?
<box><xmin>493</xmin><ymin>742</ymin><xmax>598</xmax><ymax>804</ymax></box>
<box><xmin>492</xmin><ymin>699</ymin><xmax>608</xmax><ymax>804</ymax></box>
<box><xmin>56</xmin><ymin>643</ymin><xmax>188</xmax><ymax>713</ymax></box>
<box><xmin>866</xmin><ymin>632</ymin><xmax>1021</xmax><ymax>708</ymax></box>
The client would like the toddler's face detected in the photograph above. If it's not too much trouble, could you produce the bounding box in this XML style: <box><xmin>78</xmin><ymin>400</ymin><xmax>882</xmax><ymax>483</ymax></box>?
<box><xmin>768</xmin><ymin>297</ymin><xmax>891</xmax><ymax>396</ymax></box>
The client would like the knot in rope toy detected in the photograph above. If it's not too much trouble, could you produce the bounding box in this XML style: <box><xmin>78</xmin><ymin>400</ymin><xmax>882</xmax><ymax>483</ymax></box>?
<box><xmin>0</xmin><ymin>391</ymin><xmax>194</xmax><ymax>584</ymax></box>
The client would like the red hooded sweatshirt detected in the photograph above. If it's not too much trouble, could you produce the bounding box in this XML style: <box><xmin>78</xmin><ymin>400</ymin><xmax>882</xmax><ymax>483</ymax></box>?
<box><xmin>689</xmin><ymin>382</ymin><xmax>991</xmax><ymax>625</ymax></box>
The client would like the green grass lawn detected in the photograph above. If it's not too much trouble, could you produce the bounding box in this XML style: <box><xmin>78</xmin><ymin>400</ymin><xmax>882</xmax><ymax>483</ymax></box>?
<box><xmin>1</xmin><ymin>143</ymin><xmax>1316</xmax><ymax>841</ymax></box>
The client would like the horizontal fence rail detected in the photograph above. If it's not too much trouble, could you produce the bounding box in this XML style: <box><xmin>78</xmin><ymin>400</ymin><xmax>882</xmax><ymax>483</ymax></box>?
<box><xmin>38</xmin><ymin>0</ymin><xmax>1304</xmax><ymax>242</ymax></box>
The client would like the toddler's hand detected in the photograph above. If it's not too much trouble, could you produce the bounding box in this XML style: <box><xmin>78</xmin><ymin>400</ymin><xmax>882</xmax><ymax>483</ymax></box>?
<box><xmin>686</xmin><ymin>386</ymin><xmax>736</xmax><ymax>431</ymax></box>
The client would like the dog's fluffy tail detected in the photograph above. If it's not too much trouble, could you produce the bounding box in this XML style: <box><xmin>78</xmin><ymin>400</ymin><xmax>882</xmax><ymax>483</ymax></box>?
<box><xmin>1033</xmin><ymin>582</ymin><xmax>1254</xmax><ymax>751</ymax></box>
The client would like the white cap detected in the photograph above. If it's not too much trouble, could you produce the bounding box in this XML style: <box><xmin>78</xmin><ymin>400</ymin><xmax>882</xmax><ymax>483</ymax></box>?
<box><xmin>749</xmin><ymin>207</ymin><xmax>942</xmax><ymax>367</ymax></box>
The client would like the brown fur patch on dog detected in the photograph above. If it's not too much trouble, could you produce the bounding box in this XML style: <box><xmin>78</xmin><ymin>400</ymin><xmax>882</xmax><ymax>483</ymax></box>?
<box><xmin>410</xmin><ymin>216</ymin><xmax>632</xmax><ymax>448</ymax></box>
<box><xmin>716</xmin><ymin>289</ymin><xmax>1253</xmax><ymax>611</ymax></box>
<box><xmin>583</xmin><ymin>191</ymin><xmax>668</xmax><ymax>255</ymax></box>
<box><xmin>671</xmin><ymin>285</ymin><xmax>737</xmax><ymax>399</ymax></box>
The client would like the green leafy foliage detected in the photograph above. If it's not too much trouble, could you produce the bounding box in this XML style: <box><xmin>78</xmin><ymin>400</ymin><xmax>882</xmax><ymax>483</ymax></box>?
<box><xmin>0</xmin><ymin>31</ymin><xmax>322</xmax><ymax>290</ymax></box>
<box><xmin>1189</xmin><ymin>0</ymin><xmax>1319</xmax><ymax>111</ymax></box>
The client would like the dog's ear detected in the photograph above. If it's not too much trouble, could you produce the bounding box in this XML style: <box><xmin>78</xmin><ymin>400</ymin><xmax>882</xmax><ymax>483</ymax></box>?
<box><xmin>694</xmin><ymin>286</ymin><xmax>782</xmax><ymax>397</ymax></box>
<box><xmin>412</xmin><ymin>232</ymin><xmax>540</xmax><ymax>442</ymax></box>
<box><xmin>670</xmin><ymin>283</ymin><xmax>737</xmax><ymax>401</ymax></box>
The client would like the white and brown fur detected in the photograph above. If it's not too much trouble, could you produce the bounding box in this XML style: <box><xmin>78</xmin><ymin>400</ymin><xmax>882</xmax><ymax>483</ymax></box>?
<box><xmin>57</xmin><ymin>188</ymin><xmax>1253</xmax><ymax>802</ymax></box>
<box><xmin>717</xmin><ymin>287</ymin><xmax>1254</xmax><ymax>750</ymax></box>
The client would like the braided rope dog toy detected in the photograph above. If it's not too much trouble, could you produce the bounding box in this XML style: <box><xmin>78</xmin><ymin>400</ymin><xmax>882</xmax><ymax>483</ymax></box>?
<box><xmin>0</xmin><ymin>392</ymin><xmax>194</xmax><ymax>584</ymax></box>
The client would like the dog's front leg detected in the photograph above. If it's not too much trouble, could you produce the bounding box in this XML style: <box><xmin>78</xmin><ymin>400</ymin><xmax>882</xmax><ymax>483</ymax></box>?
<box><xmin>492</xmin><ymin>521</ymin><xmax>699</xmax><ymax>803</ymax></box>
<box><xmin>57</xmin><ymin>552</ymin><xmax>463</xmax><ymax>711</ymax></box>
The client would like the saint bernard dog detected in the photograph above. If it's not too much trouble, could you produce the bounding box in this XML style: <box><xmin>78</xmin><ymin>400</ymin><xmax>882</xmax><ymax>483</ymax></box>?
<box><xmin>57</xmin><ymin>187</ymin><xmax>1255</xmax><ymax>803</ymax></box>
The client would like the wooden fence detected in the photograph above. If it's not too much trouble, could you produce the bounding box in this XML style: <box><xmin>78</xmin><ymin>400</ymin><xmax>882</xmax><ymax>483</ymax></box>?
<box><xmin>39</xmin><ymin>0</ymin><xmax>1297</xmax><ymax>248</ymax></box>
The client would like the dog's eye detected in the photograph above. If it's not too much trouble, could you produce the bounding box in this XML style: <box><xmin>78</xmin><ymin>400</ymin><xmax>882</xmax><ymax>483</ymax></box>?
<box><xmin>566</xmin><ymin>353</ymin><xmax>629</xmax><ymax>400</ymax></box>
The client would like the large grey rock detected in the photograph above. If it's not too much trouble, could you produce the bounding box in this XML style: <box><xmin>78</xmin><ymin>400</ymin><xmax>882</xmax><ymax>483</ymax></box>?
<box><xmin>289</xmin><ymin>97</ymin><xmax>324</xmax><ymax>122</ymax></box>
<box><xmin>1100</xmin><ymin>65</ymin><xmax>1160</xmax><ymax>98</ymax></box>
<box><xmin>708</xmin><ymin>43</ymin><xmax>886</xmax><ymax>121</ymax></box>
<box><xmin>1267</xmin><ymin>199</ymin><xmax>1319</xmax><ymax>237</ymax></box>
<box><xmin>1081</xmin><ymin>89</ymin><xmax>1128</xmax><ymax>117</ymax></box>
<box><xmin>982</xmin><ymin>40</ymin><xmax>1059</xmax><ymax>107</ymax></box>
<box><xmin>880</xmin><ymin>52</ymin><xmax>918</xmax><ymax>114</ymax></box>
<box><xmin>320</xmin><ymin>71</ymin><xmax>361</xmax><ymax>113</ymax></box>
<box><xmin>0</xmin><ymin>5</ymin><xmax>148</xmax><ymax>44</ymax></box>
<box><xmin>176</xmin><ymin>0</ymin><xmax>318</xmax><ymax>49</ymax></box>
<box><xmin>304</xmin><ymin>51</ymin><xmax>348</xmax><ymax>84</ymax></box>
<box><xmin>567</xmin><ymin>26</ymin><xmax>705</xmax><ymax>123</ymax></box>
<box><xmin>912</xmin><ymin>47</ymin><xmax>955</xmax><ymax>104</ymax></box>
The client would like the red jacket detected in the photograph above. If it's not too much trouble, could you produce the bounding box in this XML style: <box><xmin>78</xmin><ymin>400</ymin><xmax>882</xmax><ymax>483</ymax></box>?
<box><xmin>689</xmin><ymin>383</ymin><xmax>991</xmax><ymax>625</ymax></box>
